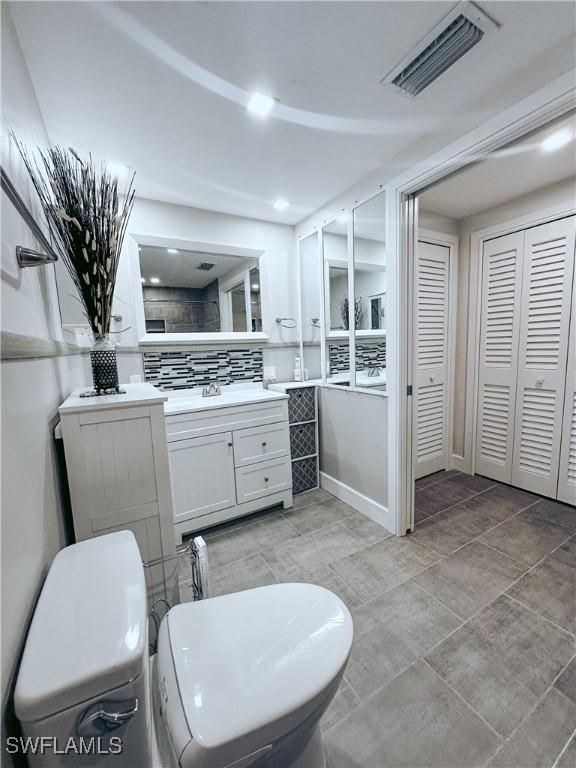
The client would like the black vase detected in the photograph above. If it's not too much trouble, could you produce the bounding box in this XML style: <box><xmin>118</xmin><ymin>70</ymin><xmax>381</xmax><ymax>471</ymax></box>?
<box><xmin>90</xmin><ymin>335</ymin><xmax>119</xmax><ymax>394</ymax></box>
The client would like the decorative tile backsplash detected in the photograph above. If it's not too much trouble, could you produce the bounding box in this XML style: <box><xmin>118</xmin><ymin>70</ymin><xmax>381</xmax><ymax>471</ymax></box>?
<box><xmin>143</xmin><ymin>348</ymin><xmax>263</xmax><ymax>390</ymax></box>
<box><xmin>329</xmin><ymin>340</ymin><xmax>386</xmax><ymax>374</ymax></box>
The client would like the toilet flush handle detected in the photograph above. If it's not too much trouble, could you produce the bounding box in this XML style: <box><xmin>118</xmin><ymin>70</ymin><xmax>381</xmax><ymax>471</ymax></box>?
<box><xmin>77</xmin><ymin>698</ymin><xmax>139</xmax><ymax>736</ymax></box>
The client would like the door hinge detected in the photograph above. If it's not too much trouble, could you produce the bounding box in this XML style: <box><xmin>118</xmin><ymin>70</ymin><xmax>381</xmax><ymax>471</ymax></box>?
<box><xmin>407</xmin><ymin>385</ymin><xmax>413</xmax><ymax>396</ymax></box>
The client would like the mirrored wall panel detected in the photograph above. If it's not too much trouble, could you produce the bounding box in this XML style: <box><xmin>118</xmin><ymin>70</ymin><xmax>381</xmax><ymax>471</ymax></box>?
<box><xmin>353</xmin><ymin>190</ymin><xmax>387</xmax><ymax>391</ymax></box>
<box><xmin>299</xmin><ymin>231</ymin><xmax>322</xmax><ymax>379</ymax></box>
<box><xmin>138</xmin><ymin>246</ymin><xmax>262</xmax><ymax>334</ymax></box>
<box><xmin>323</xmin><ymin>218</ymin><xmax>351</xmax><ymax>387</ymax></box>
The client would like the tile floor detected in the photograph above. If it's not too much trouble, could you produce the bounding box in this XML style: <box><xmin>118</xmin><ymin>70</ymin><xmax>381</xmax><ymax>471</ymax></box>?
<box><xmin>180</xmin><ymin>472</ymin><xmax>575</xmax><ymax>768</ymax></box>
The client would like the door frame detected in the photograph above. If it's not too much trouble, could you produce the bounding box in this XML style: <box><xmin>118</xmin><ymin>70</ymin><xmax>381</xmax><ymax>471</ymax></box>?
<box><xmin>389</xmin><ymin>72</ymin><xmax>575</xmax><ymax>536</ymax></box>
<box><xmin>415</xmin><ymin>229</ymin><xmax>460</xmax><ymax>478</ymax></box>
<box><xmin>466</xmin><ymin>204</ymin><xmax>576</xmax><ymax>476</ymax></box>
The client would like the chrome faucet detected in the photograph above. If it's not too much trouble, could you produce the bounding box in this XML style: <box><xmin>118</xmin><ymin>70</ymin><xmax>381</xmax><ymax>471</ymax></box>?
<box><xmin>367</xmin><ymin>366</ymin><xmax>382</xmax><ymax>377</ymax></box>
<box><xmin>202</xmin><ymin>383</ymin><xmax>222</xmax><ymax>397</ymax></box>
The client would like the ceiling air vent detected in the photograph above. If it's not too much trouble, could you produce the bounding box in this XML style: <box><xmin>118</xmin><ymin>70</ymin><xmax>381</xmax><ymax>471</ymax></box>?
<box><xmin>383</xmin><ymin>1</ymin><xmax>498</xmax><ymax>98</ymax></box>
<box><xmin>197</xmin><ymin>262</ymin><xmax>215</xmax><ymax>271</ymax></box>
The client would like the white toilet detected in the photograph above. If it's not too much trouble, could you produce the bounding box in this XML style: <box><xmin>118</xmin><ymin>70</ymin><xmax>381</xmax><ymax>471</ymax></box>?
<box><xmin>14</xmin><ymin>531</ymin><xmax>353</xmax><ymax>768</ymax></box>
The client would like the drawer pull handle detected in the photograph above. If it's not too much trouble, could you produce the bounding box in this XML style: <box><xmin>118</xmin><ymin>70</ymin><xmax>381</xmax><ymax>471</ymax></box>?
<box><xmin>264</xmin><ymin>477</ymin><xmax>269</xmax><ymax>482</ymax></box>
<box><xmin>262</xmin><ymin>441</ymin><xmax>267</xmax><ymax>447</ymax></box>
<box><xmin>227</xmin><ymin>441</ymin><xmax>233</xmax><ymax>447</ymax></box>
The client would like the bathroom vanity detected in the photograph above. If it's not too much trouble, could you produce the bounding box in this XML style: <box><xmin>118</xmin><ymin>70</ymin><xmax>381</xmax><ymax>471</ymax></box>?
<box><xmin>164</xmin><ymin>387</ymin><xmax>293</xmax><ymax>541</ymax></box>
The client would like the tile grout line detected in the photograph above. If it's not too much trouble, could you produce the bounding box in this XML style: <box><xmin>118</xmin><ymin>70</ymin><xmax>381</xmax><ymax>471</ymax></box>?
<box><xmin>421</xmin><ymin>657</ymin><xmax>506</xmax><ymax>745</ymax></box>
<box><xmin>551</xmin><ymin>725</ymin><xmax>576</xmax><ymax>768</ymax></box>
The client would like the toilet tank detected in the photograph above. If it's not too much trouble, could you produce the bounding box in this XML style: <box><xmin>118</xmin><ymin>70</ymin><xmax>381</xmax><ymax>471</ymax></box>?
<box><xmin>14</xmin><ymin>531</ymin><xmax>152</xmax><ymax>767</ymax></box>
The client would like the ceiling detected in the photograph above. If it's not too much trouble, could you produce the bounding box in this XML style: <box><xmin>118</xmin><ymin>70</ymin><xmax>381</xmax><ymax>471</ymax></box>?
<box><xmin>9</xmin><ymin>1</ymin><xmax>576</xmax><ymax>224</ymax></box>
<box><xmin>419</xmin><ymin>113</ymin><xmax>576</xmax><ymax>219</ymax></box>
<box><xmin>139</xmin><ymin>246</ymin><xmax>253</xmax><ymax>288</ymax></box>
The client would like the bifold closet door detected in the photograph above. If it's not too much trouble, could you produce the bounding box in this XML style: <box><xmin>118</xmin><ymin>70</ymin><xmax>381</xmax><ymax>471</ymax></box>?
<box><xmin>511</xmin><ymin>217</ymin><xmax>576</xmax><ymax>496</ymax></box>
<box><xmin>414</xmin><ymin>241</ymin><xmax>450</xmax><ymax>479</ymax></box>
<box><xmin>475</xmin><ymin>232</ymin><xmax>524</xmax><ymax>483</ymax></box>
<box><xmin>557</xmin><ymin>268</ymin><xmax>576</xmax><ymax>505</ymax></box>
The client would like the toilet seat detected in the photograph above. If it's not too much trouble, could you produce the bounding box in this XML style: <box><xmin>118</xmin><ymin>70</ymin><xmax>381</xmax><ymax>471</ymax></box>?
<box><xmin>159</xmin><ymin>583</ymin><xmax>353</xmax><ymax>767</ymax></box>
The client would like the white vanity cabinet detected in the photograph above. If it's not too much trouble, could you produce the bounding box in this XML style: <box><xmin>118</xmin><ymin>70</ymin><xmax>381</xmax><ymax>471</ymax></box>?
<box><xmin>59</xmin><ymin>383</ymin><xmax>179</xmax><ymax>610</ymax></box>
<box><xmin>165</xmin><ymin>393</ymin><xmax>293</xmax><ymax>540</ymax></box>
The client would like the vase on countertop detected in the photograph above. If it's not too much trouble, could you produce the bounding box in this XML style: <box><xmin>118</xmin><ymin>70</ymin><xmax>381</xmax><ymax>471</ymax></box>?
<box><xmin>90</xmin><ymin>335</ymin><xmax>120</xmax><ymax>394</ymax></box>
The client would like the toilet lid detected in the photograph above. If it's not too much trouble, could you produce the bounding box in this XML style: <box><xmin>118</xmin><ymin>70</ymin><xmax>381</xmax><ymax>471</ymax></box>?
<box><xmin>166</xmin><ymin>583</ymin><xmax>353</xmax><ymax>751</ymax></box>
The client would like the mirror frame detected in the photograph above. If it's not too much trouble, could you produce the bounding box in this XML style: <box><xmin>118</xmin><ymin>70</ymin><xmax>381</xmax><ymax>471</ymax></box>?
<box><xmin>131</xmin><ymin>233</ymin><xmax>269</xmax><ymax>345</ymax></box>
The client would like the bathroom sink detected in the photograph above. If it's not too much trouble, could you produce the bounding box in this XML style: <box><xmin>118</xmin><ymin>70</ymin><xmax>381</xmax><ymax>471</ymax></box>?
<box><xmin>163</xmin><ymin>386</ymin><xmax>287</xmax><ymax>415</ymax></box>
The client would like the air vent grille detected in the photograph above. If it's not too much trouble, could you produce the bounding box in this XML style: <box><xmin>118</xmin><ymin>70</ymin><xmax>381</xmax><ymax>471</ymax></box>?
<box><xmin>391</xmin><ymin>14</ymin><xmax>483</xmax><ymax>97</ymax></box>
<box><xmin>197</xmin><ymin>263</ymin><xmax>215</xmax><ymax>271</ymax></box>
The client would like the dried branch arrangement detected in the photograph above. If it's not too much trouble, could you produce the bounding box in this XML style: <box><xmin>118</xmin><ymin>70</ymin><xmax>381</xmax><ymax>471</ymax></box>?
<box><xmin>339</xmin><ymin>296</ymin><xmax>365</xmax><ymax>330</ymax></box>
<box><xmin>13</xmin><ymin>135</ymin><xmax>135</xmax><ymax>338</ymax></box>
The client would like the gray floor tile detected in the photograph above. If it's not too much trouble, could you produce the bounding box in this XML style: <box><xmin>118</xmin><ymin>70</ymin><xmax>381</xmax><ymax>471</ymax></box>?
<box><xmin>479</xmin><ymin>515</ymin><xmax>572</xmax><ymax>567</ymax></box>
<box><xmin>284</xmin><ymin>497</ymin><xmax>355</xmax><ymax>535</ymax></box>
<box><xmin>415</xmin><ymin>479</ymin><xmax>477</xmax><ymax>516</ymax></box>
<box><xmin>325</xmin><ymin>661</ymin><xmax>502</xmax><ymax>768</ymax></box>
<box><xmin>522</xmin><ymin>499</ymin><xmax>576</xmax><ymax>533</ymax></box>
<box><xmin>340</xmin><ymin>513</ymin><xmax>392</xmax><ymax>546</ymax></box>
<box><xmin>415</xmin><ymin>470</ymin><xmax>463</xmax><ymax>490</ymax></box>
<box><xmin>506</xmin><ymin>559</ymin><xmax>575</xmax><ymax>635</ymax></box>
<box><xmin>413</xmin><ymin>541</ymin><xmax>527</xmax><ymax>619</ymax></box>
<box><xmin>410</xmin><ymin>504</ymin><xmax>497</xmax><ymax>556</ymax></box>
<box><xmin>458</xmin><ymin>485</ymin><xmax>540</xmax><ymax>523</ymax></box>
<box><xmin>487</xmin><ymin>688</ymin><xmax>576</xmax><ymax>768</ymax></box>
<box><xmin>292</xmin><ymin>487</ymin><xmax>331</xmax><ymax>509</ymax></box>
<box><xmin>263</xmin><ymin>547</ymin><xmax>363</xmax><ymax>610</ymax></box>
<box><xmin>415</xmin><ymin>506</ymin><xmax>431</xmax><ymax>524</ymax></box>
<box><xmin>426</xmin><ymin>595</ymin><xmax>574</xmax><ymax>737</ymax></box>
<box><xmin>554</xmin><ymin>657</ymin><xmax>576</xmax><ymax>704</ymax></box>
<box><xmin>447</xmin><ymin>474</ymin><xmax>497</xmax><ymax>493</ymax></box>
<box><xmin>344</xmin><ymin>581</ymin><xmax>461</xmax><ymax>699</ymax></box>
<box><xmin>557</xmin><ymin>734</ymin><xmax>576</xmax><ymax>768</ymax></box>
<box><xmin>205</xmin><ymin>513</ymin><xmax>300</xmax><ymax>569</ymax></box>
<box><xmin>321</xmin><ymin>678</ymin><xmax>359</xmax><ymax>732</ymax></box>
<box><xmin>547</xmin><ymin>535</ymin><xmax>576</xmax><ymax>581</ymax></box>
<box><xmin>333</xmin><ymin>536</ymin><xmax>439</xmax><ymax>602</ymax></box>
<box><xmin>265</xmin><ymin>521</ymin><xmax>364</xmax><ymax>572</ymax></box>
<box><xmin>210</xmin><ymin>553</ymin><xmax>277</xmax><ymax>597</ymax></box>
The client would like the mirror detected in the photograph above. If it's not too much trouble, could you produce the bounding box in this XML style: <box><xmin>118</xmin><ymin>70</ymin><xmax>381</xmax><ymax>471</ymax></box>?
<box><xmin>138</xmin><ymin>245</ymin><xmax>262</xmax><ymax>334</ymax></box>
<box><xmin>298</xmin><ymin>231</ymin><xmax>322</xmax><ymax>379</ymax></box>
<box><xmin>353</xmin><ymin>190</ymin><xmax>387</xmax><ymax>392</ymax></box>
<box><xmin>323</xmin><ymin>218</ymin><xmax>351</xmax><ymax>386</ymax></box>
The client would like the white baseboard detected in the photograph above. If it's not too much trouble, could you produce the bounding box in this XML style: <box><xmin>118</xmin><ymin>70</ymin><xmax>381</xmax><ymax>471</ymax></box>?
<box><xmin>320</xmin><ymin>472</ymin><xmax>394</xmax><ymax>534</ymax></box>
<box><xmin>451</xmin><ymin>454</ymin><xmax>469</xmax><ymax>472</ymax></box>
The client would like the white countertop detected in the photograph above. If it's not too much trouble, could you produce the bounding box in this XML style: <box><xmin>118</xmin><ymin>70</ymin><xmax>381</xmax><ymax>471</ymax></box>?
<box><xmin>163</xmin><ymin>384</ymin><xmax>287</xmax><ymax>416</ymax></box>
<box><xmin>272</xmin><ymin>370</ymin><xmax>387</xmax><ymax>389</ymax></box>
<box><xmin>59</xmin><ymin>383</ymin><xmax>167</xmax><ymax>414</ymax></box>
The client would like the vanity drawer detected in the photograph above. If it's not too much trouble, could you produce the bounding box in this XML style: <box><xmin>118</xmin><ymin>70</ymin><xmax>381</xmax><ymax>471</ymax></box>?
<box><xmin>233</xmin><ymin>422</ymin><xmax>290</xmax><ymax>468</ymax></box>
<box><xmin>287</xmin><ymin>387</ymin><xmax>316</xmax><ymax>423</ymax></box>
<box><xmin>166</xmin><ymin>399</ymin><xmax>288</xmax><ymax>442</ymax></box>
<box><xmin>235</xmin><ymin>458</ymin><xmax>292</xmax><ymax>503</ymax></box>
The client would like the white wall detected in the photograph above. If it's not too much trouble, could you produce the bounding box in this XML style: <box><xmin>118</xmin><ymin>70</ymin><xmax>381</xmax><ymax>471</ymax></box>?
<box><xmin>318</xmin><ymin>387</ymin><xmax>390</xmax><ymax>526</ymax></box>
<box><xmin>0</xmin><ymin>6</ymin><xmax>88</xmax><ymax>749</ymax></box>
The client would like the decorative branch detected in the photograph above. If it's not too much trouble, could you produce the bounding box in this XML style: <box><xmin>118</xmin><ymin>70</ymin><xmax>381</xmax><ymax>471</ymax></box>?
<box><xmin>338</xmin><ymin>296</ymin><xmax>364</xmax><ymax>330</ymax></box>
<box><xmin>12</xmin><ymin>134</ymin><xmax>135</xmax><ymax>338</ymax></box>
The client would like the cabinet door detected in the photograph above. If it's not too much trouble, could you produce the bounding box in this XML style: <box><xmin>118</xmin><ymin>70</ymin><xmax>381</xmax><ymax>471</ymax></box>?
<box><xmin>511</xmin><ymin>217</ymin><xmax>576</xmax><ymax>496</ymax></box>
<box><xmin>414</xmin><ymin>241</ymin><xmax>450</xmax><ymax>479</ymax></box>
<box><xmin>475</xmin><ymin>232</ymin><xmax>524</xmax><ymax>483</ymax></box>
<box><xmin>169</xmin><ymin>432</ymin><xmax>236</xmax><ymax>523</ymax></box>
<box><xmin>557</xmin><ymin>266</ymin><xmax>576</xmax><ymax>505</ymax></box>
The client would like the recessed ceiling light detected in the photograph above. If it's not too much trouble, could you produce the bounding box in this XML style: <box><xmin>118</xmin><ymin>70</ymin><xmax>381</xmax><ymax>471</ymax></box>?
<box><xmin>247</xmin><ymin>92</ymin><xmax>275</xmax><ymax>118</ymax></box>
<box><xmin>141</xmin><ymin>277</ymin><xmax>146</xmax><ymax>284</ymax></box>
<box><xmin>167</xmin><ymin>248</ymin><xmax>179</xmax><ymax>254</ymax></box>
<box><xmin>273</xmin><ymin>199</ymin><xmax>290</xmax><ymax>211</ymax></box>
<box><xmin>150</xmin><ymin>277</ymin><xmax>161</xmax><ymax>284</ymax></box>
<box><xmin>541</xmin><ymin>129</ymin><xmax>572</xmax><ymax>152</ymax></box>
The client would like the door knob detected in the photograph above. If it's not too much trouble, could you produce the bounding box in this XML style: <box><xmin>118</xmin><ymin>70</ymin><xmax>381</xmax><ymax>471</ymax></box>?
<box><xmin>429</xmin><ymin>377</ymin><xmax>434</xmax><ymax>383</ymax></box>
<box><xmin>536</xmin><ymin>378</ymin><xmax>544</xmax><ymax>386</ymax></box>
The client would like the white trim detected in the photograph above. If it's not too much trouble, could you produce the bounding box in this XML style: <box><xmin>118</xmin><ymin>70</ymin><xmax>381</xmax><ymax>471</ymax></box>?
<box><xmin>466</xmin><ymin>202</ymin><xmax>576</xmax><ymax>475</ymax></box>
<box><xmin>319</xmin><ymin>471</ymin><xmax>393</xmax><ymax>534</ymax></box>
<box><xmin>451</xmin><ymin>454</ymin><xmax>467</xmax><ymax>472</ymax></box>
<box><xmin>390</xmin><ymin>72</ymin><xmax>575</xmax><ymax>536</ymax></box>
<box><xmin>418</xmin><ymin>228</ymin><xmax>460</xmax><ymax>473</ymax></box>
<box><xmin>139</xmin><ymin>332</ymin><xmax>269</xmax><ymax>346</ymax></box>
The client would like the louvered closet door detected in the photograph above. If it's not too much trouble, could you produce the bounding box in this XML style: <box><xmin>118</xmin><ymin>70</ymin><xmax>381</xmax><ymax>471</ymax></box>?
<box><xmin>475</xmin><ymin>232</ymin><xmax>524</xmax><ymax>483</ymax></box>
<box><xmin>414</xmin><ymin>241</ymin><xmax>450</xmax><ymax>479</ymax></box>
<box><xmin>557</xmin><ymin>267</ymin><xmax>576</xmax><ymax>505</ymax></box>
<box><xmin>511</xmin><ymin>217</ymin><xmax>576</xmax><ymax>497</ymax></box>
